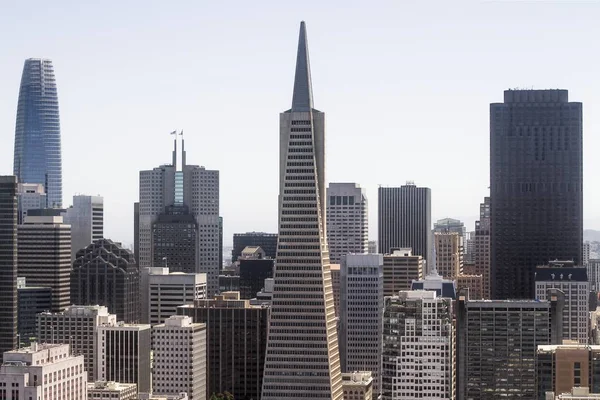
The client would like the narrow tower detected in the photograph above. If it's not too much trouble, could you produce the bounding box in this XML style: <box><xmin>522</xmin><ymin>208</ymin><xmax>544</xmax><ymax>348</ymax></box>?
<box><xmin>261</xmin><ymin>22</ymin><xmax>343</xmax><ymax>399</ymax></box>
<box><xmin>14</xmin><ymin>58</ymin><xmax>63</xmax><ymax>208</ymax></box>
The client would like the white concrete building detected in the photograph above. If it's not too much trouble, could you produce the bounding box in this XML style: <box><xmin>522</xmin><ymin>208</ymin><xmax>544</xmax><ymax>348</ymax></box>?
<box><xmin>88</xmin><ymin>381</ymin><xmax>137</xmax><ymax>400</ymax></box>
<box><xmin>152</xmin><ymin>315</ymin><xmax>206</xmax><ymax>400</ymax></box>
<box><xmin>584</xmin><ymin>242</ymin><xmax>592</xmax><ymax>266</ymax></box>
<box><xmin>341</xmin><ymin>371</ymin><xmax>373</xmax><ymax>400</ymax></box>
<box><xmin>97</xmin><ymin>322</ymin><xmax>151</xmax><ymax>394</ymax></box>
<box><xmin>382</xmin><ymin>290</ymin><xmax>454</xmax><ymax>400</ymax></box>
<box><xmin>326</xmin><ymin>183</ymin><xmax>369</xmax><ymax>264</ymax></box>
<box><xmin>37</xmin><ymin>305</ymin><xmax>117</xmax><ymax>381</ymax></box>
<box><xmin>588</xmin><ymin>259</ymin><xmax>600</xmax><ymax>292</ymax></box>
<box><xmin>340</xmin><ymin>254</ymin><xmax>383</xmax><ymax>397</ymax></box>
<box><xmin>16</xmin><ymin>183</ymin><xmax>46</xmax><ymax>224</ymax></box>
<box><xmin>0</xmin><ymin>343</ymin><xmax>87</xmax><ymax>400</ymax></box>
<box><xmin>63</xmin><ymin>195</ymin><xmax>104</xmax><ymax>260</ymax></box>
<box><xmin>535</xmin><ymin>261</ymin><xmax>589</xmax><ymax>344</ymax></box>
<box><xmin>140</xmin><ymin>267</ymin><xmax>207</xmax><ymax>325</ymax></box>
<box><xmin>548</xmin><ymin>387</ymin><xmax>600</xmax><ymax>400</ymax></box>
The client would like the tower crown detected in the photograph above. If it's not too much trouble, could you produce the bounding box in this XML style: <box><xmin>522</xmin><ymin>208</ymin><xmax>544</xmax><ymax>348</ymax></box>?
<box><xmin>291</xmin><ymin>21</ymin><xmax>313</xmax><ymax>112</ymax></box>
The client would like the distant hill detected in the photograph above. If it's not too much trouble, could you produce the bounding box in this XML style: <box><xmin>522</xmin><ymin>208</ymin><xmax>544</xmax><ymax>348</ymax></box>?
<box><xmin>584</xmin><ymin>230</ymin><xmax>600</xmax><ymax>242</ymax></box>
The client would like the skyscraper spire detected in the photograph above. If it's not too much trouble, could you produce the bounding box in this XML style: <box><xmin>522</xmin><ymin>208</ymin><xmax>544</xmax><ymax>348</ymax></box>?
<box><xmin>291</xmin><ymin>21</ymin><xmax>314</xmax><ymax>112</ymax></box>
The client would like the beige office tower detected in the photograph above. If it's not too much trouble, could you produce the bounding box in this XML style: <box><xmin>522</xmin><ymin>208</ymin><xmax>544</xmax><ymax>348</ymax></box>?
<box><xmin>434</xmin><ymin>232</ymin><xmax>463</xmax><ymax>280</ymax></box>
<box><xmin>261</xmin><ymin>21</ymin><xmax>343</xmax><ymax>400</ymax></box>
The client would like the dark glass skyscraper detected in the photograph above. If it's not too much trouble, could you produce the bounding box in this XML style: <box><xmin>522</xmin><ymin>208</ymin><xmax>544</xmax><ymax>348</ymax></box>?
<box><xmin>0</xmin><ymin>176</ymin><xmax>18</xmax><ymax>362</ymax></box>
<box><xmin>13</xmin><ymin>58</ymin><xmax>63</xmax><ymax>208</ymax></box>
<box><xmin>490</xmin><ymin>89</ymin><xmax>583</xmax><ymax>299</ymax></box>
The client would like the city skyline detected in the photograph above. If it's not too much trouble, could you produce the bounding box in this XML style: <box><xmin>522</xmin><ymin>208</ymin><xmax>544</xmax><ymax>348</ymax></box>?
<box><xmin>2</xmin><ymin>2</ymin><xmax>600</xmax><ymax>248</ymax></box>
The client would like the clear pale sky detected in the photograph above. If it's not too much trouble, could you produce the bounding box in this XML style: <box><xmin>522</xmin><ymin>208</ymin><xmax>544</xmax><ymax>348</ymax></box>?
<box><xmin>1</xmin><ymin>0</ymin><xmax>599</xmax><ymax>247</ymax></box>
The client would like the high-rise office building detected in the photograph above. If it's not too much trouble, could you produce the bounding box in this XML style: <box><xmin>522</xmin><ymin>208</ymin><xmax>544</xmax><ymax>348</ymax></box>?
<box><xmin>434</xmin><ymin>232</ymin><xmax>463</xmax><ymax>280</ymax></box>
<box><xmin>326</xmin><ymin>183</ymin><xmax>368</xmax><ymax>264</ymax></box>
<box><xmin>37</xmin><ymin>305</ymin><xmax>117</xmax><ymax>381</ymax></box>
<box><xmin>232</xmin><ymin>232</ymin><xmax>278</xmax><ymax>262</ymax></box>
<box><xmin>151</xmin><ymin>205</ymin><xmax>197</xmax><ymax>273</ymax></box>
<box><xmin>260</xmin><ymin>21</ymin><xmax>343</xmax><ymax>400</ymax></box>
<box><xmin>537</xmin><ymin>342</ymin><xmax>600</xmax><ymax>397</ymax></box>
<box><xmin>584</xmin><ymin>242</ymin><xmax>592</xmax><ymax>266</ymax></box>
<box><xmin>456</xmin><ymin>288</ymin><xmax>564</xmax><ymax>399</ymax></box>
<box><xmin>382</xmin><ymin>248</ymin><xmax>424</xmax><ymax>297</ymax></box>
<box><xmin>473</xmin><ymin>196</ymin><xmax>491</xmax><ymax>299</ymax></box>
<box><xmin>0</xmin><ymin>177</ymin><xmax>18</xmax><ymax>362</ymax></box>
<box><xmin>434</xmin><ymin>218</ymin><xmax>466</xmax><ymax>236</ymax></box>
<box><xmin>0</xmin><ymin>343</ymin><xmax>87</xmax><ymax>399</ymax></box>
<box><xmin>18</xmin><ymin>212</ymin><xmax>71</xmax><ymax>312</ymax></box>
<box><xmin>340</xmin><ymin>254</ymin><xmax>383</xmax><ymax>397</ymax></box>
<box><xmin>178</xmin><ymin>293</ymin><xmax>268</xmax><ymax>400</ymax></box>
<box><xmin>71</xmin><ymin>239</ymin><xmax>140</xmax><ymax>323</ymax></box>
<box><xmin>13</xmin><ymin>58</ymin><xmax>63</xmax><ymax>208</ymax></box>
<box><xmin>16</xmin><ymin>183</ymin><xmax>46</xmax><ymax>224</ymax></box>
<box><xmin>238</xmin><ymin>247</ymin><xmax>274</xmax><ymax>300</ymax></box>
<box><xmin>140</xmin><ymin>267</ymin><xmax>207</xmax><ymax>325</ymax></box>
<box><xmin>138</xmin><ymin>134</ymin><xmax>220</xmax><ymax>295</ymax></box>
<box><xmin>456</xmin><ymin>274</ymin><xmax>483</xmax><ymax>300</ymax></box>
<box><xmin>382</xmin><ymin>290</ymin><xmax>454</xmax><ymax>400</ymax></box>
<box><xmin>378</xmin><ymin>183</ymin><xmax>432</xmax><ymax>268</ymax></box>
<box><xmin>152</xmin><ymin>315</ymin><xmax>207</xmax><ymax>400</ymax></box>
<box><xmin>17</xmin><ymin>277</ymin><xmax>51</xmax><ymax>346</ymax></box>
<box><xmin>331</xmin><ymin>263</ymin><xmax>341</xmax><ymax>316</ymax></box>
<box><xmin>63</xmin><ymin>195</ymin><xmax>104</xmax><ymax>260</ymax></box>
<box><xmin>97</xmin><ymin>322</ymin><xmax>152</xmax><ymax>394</ymax></box>
<box><xmin>588</xmin><ymin>259</ymin><xmax>600</xmax><ymax>292</ymax></box>
<box><xmin>535</xmin><ymin>261</ymin><xmax>589</xmax><ymax>344</ymax></box>
<box><xmin>491</xmin><ymin>89</ymin><xmax>583</xmax><ymax>299</ymax></box>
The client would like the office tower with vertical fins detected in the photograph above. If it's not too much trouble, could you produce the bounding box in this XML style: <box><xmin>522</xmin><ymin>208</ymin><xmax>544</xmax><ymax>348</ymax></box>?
<box><xmin>490</xmin><ymin>90</ymin><xmax>583</xmax><ymax>299</ymax></box>
<box><xmin>378</xmin><ymin>183</ymin><xmax>432</xmax><ymax>267</ymax></box>
<box><xmin>261</xmin><ymin>21</ymin><xmax>343</xmax><ymax>400</ymax></box>
<box><xmin>0</xmin><ymin>176</ymin><xmax>18</xmax><ymax>362</ymax></box>
<box><xmin>14</xmin><ymin>59</ymin><xmax>63</xmax><ymax>208</ymax></box>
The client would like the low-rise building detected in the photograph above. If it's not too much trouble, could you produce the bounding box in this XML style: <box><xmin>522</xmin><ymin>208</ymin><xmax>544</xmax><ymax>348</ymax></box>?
<box><xmin>0</xmin><ymin>343</ymin><xmax>87</xmax><ymax>400</ymax></box>
<box><xmin>342</xmin><ymin>371</ymin><xmax>373</xmax><ymax>400</ymax></box>
<box><xmin>87</xmin><ymin>381</ymin><xmax>137</xmax><ymax>400</ymax></box>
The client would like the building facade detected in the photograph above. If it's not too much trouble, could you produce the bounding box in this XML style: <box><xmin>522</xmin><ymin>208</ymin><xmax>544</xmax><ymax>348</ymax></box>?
<box><xmin>232</xmin><ymin>232</ymin><xmax>277</xmax><ymax>262</ymax></box>
<box><xmin>434</xmin><ymin>232</ymin><xmax>463</xmax><ymax>280</ymax></box>
<box><xmin>473</xmin><ymin>196</ymin><xmax>491</xmax><ymax>299</ymax></box>
<box><xmin>63</xmin><ymin>195</ymin><xmax>104</xmax><ymax>260</ymax></box>
<box><xmin>152</xmin><ymin>316</ymin><xmax>207</xmax><ymax>400</ymax></box>
<box><xmin>341</xmin><ymin>372</ymin><xmax>373</xmax><ymax>400</ymax></box>
<box><xmin>260</xmin><ymin>21</ymin><xmax>343</xmax><ymax>400</ymax></box>
<box><xmin>0</xmin><ymin>343</ymin><xmax>86</xmax><ymax>400</ymax></box>
<box><xmin>378</xmin><ymin>183</ymin><xmax>432</xmax><ymax>268</ymax></box>
<box><xmin>491</xmin><ymin>89</ymin><xmax>583</xmax><ymax>299</ymax></box>
<box><xmin>588</xmin><ymin>259</ymin><xmax>600</xmax><ymax>292</ymax></box>
<box><xmin>535</xmin><ymin>261</ymin><xmax>589</xmax><ymax>344</ymax></box>
<box><xmin>537</xmin><ymin>343</ymin><xmax>600</xmax><ymax>399</ymax></box>
<box><xmin>140</xmin><ymin>267</ymin><xmax>207</xmax><ymax>325</ymax></box>
<box><xmin>382</xmin><ymin>248</ymin><xmax>424</xmax><ymax>297</ymax></box>
<box><xmin>456</xmin><ymin>274</ymin><xmax>483</xmax><ymax>300</ymax></box>
<box><xmin>340</xmin><ymin>254</ymin><xmax>383</xmax><ymax>397</ymax></box>
<box><xmin>178</xmin><ymin>293</ymin><xmax>268</xmax><ymax>400</ymax></box>
<box><xmin>71</xmin><ymin>239</ymin><xmax>140</xmax><ymax>323</ymax></box>
<box><xmin>13</xmin><ymin>58</ymin><xmax>63</xmax><ymax>208</ymax></box>
<box><xmin>382</xmin><ymin>290</ymin><xmax>454</xmax><ymax>400</ymax></box>
<box><xmin>151</xmin><ymin>205</ymin><xmax>197</xmax><ymax>274</ymax></box>
<box><xmin>326</xmin><ymin>183</ymin><xmax>368</xmax><ymax>264</ymax></box>
<box><xmin>17</xmin><ymin>277</ymin><xmax>51</xmax><ymax>346</ymax></box>
<box><xmin>18</xmin><ymin>213</ymin><xmax>71</xmax><ymax>312</ymax></box>
<box><xmin>37</xmin><ymin>305</ymin><xmax>117</xmax><ymax>381</ymax></box>
<box><xmin>238</xmin><ymin>250</ymin><xmax>274</xmax><ymax>300</ymax></box>
<box><xmin>97</xmin><ymin>323</ymin><xmax>151</xmax><ymax>394</ymax></box>
<box><xmin>16</xmin><ymin>183</ymin><xmax>46</xmax><ymax>224</ymax></box>
<box><xmin>138</xmin><ymin>135</ymin><xmax>220</xmax><ymax>296</ymax></box>
<box><xmin>88</xmin><ymin>381</ymin><xmax>138</xmax><ymax>400</ymax></box>
<box><xmin>0</xmin><ymin>177</ymin><xmax>18</xmax><ymax>362</ymax></box>
<box><xmin>456</xmin><ymin>289</ymin><xmax>564</xmax><ymax>399</ymax></box>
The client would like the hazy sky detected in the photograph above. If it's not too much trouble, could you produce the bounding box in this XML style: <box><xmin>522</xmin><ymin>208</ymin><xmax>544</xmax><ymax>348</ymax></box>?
<box><xmin>1</xmin><ymin>0</ymin><xmax>599</xmax><ymax>247</ymax></box>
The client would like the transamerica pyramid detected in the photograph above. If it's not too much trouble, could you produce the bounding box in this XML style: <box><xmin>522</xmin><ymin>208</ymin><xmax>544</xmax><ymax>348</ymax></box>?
<box><xmin>260</xmin><ymin>21</ymin><xmax>343</xmax><ymax>400</ymax></box>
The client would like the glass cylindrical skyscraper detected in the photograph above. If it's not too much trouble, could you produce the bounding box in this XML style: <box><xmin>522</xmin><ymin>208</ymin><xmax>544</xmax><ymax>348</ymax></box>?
<box><xmin>13</xmin><ymin>58</ymin><xmax>63</xmax><ymax>208</ymax></box>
